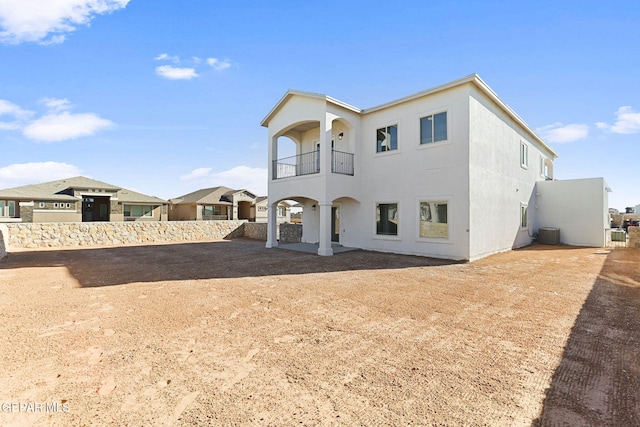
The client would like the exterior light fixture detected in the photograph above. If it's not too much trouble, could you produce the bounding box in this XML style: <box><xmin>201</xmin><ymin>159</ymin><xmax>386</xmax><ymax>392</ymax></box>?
<box><xmin>338</xmin><ymin>132</ymin><xmax>344</xmax><ymax>140</ymax></box>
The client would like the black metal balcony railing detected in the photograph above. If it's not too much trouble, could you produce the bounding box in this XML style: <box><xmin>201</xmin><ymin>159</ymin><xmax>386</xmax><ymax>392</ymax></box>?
<box><xmin>273</xmin><ymin>150</ymin><xmax>354</xmax><ymax>180</ymax></box>
<box><xmin>331</xmin><ymin>150</ymin><xmax>354</xmax><ymax>176</ymax></box>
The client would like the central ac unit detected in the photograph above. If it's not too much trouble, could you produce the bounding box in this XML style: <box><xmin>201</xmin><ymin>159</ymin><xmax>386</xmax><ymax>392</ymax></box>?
<box><xmin>538</xmin><ymin>227</ymin><xmax>560</xmax><ymax>245</ymax></box>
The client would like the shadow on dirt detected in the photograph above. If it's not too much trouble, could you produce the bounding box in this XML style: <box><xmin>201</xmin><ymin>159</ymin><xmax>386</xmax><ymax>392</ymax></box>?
<box><xmin>532</xmin><ymin>248</ymin><xmax>640</xmax><ymax>426</ymax></box>
<box><xmin>0</xmin><ymin>238</ymin><xmax>459</xmax><ymax>287</ymax></box>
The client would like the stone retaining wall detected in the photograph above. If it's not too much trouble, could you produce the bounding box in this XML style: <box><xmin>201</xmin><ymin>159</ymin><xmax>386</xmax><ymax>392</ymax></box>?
<box><xmin>243</xmin><ymin>222</ymin><xmax>267</xmax><ymax>240</ymax></box>
<box><xmin>3</xmin><ymin>221</ymin><xmax>246</xmax><ymax>250</ymax></box>
<box><xmin>629</xmin><ymin>226</ymin><xmax>640</xmax><ymax>248</ymax></box>
<box><xmin>0</xmin><ymin>224</ymin><xmax>7</xmax><ymax>259</ymax></box>
<box><xmin>279</xmin><ymin>223</ymin><xmax>302</xmax><ymax>243</ymax></box>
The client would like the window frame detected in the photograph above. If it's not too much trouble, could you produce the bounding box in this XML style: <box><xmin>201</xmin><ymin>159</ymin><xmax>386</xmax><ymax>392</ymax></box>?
<box><xmin>520</xmin><ymin>141</ymin><xmax>529</xmax><ymax>169</ymax></box>
<box><xmin>375</xmin><ymin>122</ymin><xmax>400</xmax><ymax>155</ymax></box>
<box><xmin>520</xmin><ymin>203</ymin><xmax>528</xmax><ymax>229</ymax></box>
<box><xmin>124</xmin><ymin>204</ymin><xmax>154</xmax><ymax>218</ymax></box>
<box><xmin>374</xmin><ymin>201</ymin><xmax>400</xmax><ymax>239</ymax></box>
<box><xmin>419</xmin><ymin>110</ymin><xmax>449</xmax><ymax>146</ymax></box>
<box><xmin>0</xmin><ymin>200</ymin><xmax>17</xmax><ymax>218</ymax></box>
<box><xmin>417</xmin><ymin>198</ymin><xmax>451</xmax><ymax>242</ymax></box>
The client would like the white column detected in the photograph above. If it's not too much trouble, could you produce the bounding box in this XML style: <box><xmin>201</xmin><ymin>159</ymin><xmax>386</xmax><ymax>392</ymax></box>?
<box><xmin>317</xmin><ymin>202</ymin><xmax>333</xmax><ymax>256</ymax></box>
<box><xmin>265</xmin><ymin>202</ymin><xmax>278</xmax><ymax>248</ymax></box>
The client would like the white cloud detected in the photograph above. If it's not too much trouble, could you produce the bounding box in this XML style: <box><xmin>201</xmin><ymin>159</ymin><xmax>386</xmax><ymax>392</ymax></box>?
<box><xmin>0</xmin><ymin>0</ymin><xmax>130</xmax><ymax>45</ymax></box>
<box><xmin>178</xmin><ymin>166</ymin><xmax>267</xmax><ymax>195</ymax></box>
<box><xmin>206</xmin><ymin>57</ymin><xmax>231</xmax><ymax>71</ymax></box>
<box><xmin>537</xmin><ymin>122</ymin><xmax>589</xmax><ymax>143</ymax></box>
<box><xmin>180</xmin><ymin>167</ymin><xmax>212</xmax><ymax>181</ymax></box>
<box><xmin>0</xmin><ymin>99</ymin><xmax>34</xmax><ymax>130</ymax></box>
<box><xmin>596</xmin><ymin>106</ymin><xmax>640</xmax><ymax>134</ymax></box>
<box><xmin>155</xmin><ymin>65</ymin><xmax>198</xmax><ymax>80</ymax></box>
<box><xmin>0</xmin><ymin>162</ymin><xmax>82</xmax><ymax>188</ymax></box>
<box><xmin>23</xmin><ymin>111</ymin><xmax>113</xmax><ymax>142</ymax></box>
<box><xmin>40</xmin><ymin>97</ymin><xmax>72</xmax><ymax>112</ymax></box>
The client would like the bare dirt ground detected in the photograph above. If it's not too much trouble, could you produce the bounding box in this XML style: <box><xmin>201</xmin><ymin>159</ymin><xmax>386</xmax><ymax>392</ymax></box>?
<box><xmin>0</xmin><ymin>239</ymin><xmax>638</xmax><ymax>426</ymax></box>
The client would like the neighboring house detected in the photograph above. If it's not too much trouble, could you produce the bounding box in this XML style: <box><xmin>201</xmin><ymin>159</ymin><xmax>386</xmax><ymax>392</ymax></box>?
<box><xmin>169</xmin><ymin>186</ymin><xmax>260</xmax><ymax>221</ymax></box>
<box><xmin>0</xmin><ymin>176</ymin><xmax>168</xmax><ymax>223</ymax></box>
<box><xmin>255</xmin><ymin>197</ymin><xmax>291</xmax><ymax>223</ymax></box>
<box><xmin>261</xmin><ymin>74</ymin><xmax>610</xmax><ymax>260</ymax></box>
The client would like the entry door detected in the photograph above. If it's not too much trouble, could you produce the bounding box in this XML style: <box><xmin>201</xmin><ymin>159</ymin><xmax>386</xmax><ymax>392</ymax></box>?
<box><xmin>331</xmin><ymin>206</ymin><xmax>339</xmax><ymax>242</ymax></box>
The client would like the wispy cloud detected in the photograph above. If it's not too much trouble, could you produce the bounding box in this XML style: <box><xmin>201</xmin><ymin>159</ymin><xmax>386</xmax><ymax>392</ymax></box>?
<box><xmin>537</xmin><ymin>122</ymin><xmax>589</xmax><ymax>143</ymax></box>
<box><xmin>596</xmin><ymin>106</ymin><xmax>640</xmax><ymax>134</ymax></box>
<box><xmin>0</xmin><ymin>0</ymin><xmax>130</xmax><ymax>45</ymax></box>
<box><xmin>0</xmin><ymin>162</ymin><xmax>83</xmax><ymax>188</ymax></box>
<box><xmin>154</xmin><ymin>53</ymin><xmax>231</xmax><ymax>80</ymax></box>
<box><xmin>178</xmin><ymin>166</ymin><xmax>267</xmax><ymax>195</ymax></box>
<box><xmin>155</xmin><ymin>65</ymin><xmax>198</xmax><ymax>80</ymax></box>
<box><xmin>0</xmin><ymin>99</ymin><xmax>34</xmax><ymax>130</ymax></box>
<box><xmin>180</xmin><ymin>167</ymin><xmax>212</xmax><ymax>181</ymax></box>
<box><xmin>207</xmin><ymin>57</ymin><xmax>231</xmax><ymax>71</ymax></box>
<box><xmin>23</xmin><ymin>112</ymin><xmax>113</xmax><ymax>142</ymax></box>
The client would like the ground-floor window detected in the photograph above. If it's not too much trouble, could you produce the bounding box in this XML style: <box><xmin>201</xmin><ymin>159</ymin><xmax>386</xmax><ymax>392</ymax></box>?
<box><xmin>124</xmin><ymin>205</ymin><xmax>153</xmax><ymax>218</ymax></box>
<box><xmin>203</xmin><ymin>205</ymin><xmax>222</xmax><ymax>216</ymax></box>
<box><xmin>520</xmin><ymin>203</ymin><xmax>528</xmax><ymax>229</ymax></box>
<box><xmin>419</xmin><ymin>201</ymin><xmax>448</xmax><ymax>239</ymax></box>
<box><xmin>0</xmin><ymin>200</ymin><xmax>16</xmax><ymax>217</ymax></box>
<box><xmin>376</xmin><ymin>203</ymin><xmax>398</xmax><ymax>235</ymax></box>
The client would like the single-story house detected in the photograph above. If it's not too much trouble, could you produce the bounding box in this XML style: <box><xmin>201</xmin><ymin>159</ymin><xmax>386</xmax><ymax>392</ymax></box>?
<box><xmin>0</xmin><ymin>176</ymin><xmax>168</xmax><ymax>223</ymax></box>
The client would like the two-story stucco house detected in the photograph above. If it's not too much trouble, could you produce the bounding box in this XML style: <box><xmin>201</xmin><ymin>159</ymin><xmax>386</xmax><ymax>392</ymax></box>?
<box><xmin>261</xmin><ymin>74</ymin><xmax>610</xmax><ymax>260</ymax></box>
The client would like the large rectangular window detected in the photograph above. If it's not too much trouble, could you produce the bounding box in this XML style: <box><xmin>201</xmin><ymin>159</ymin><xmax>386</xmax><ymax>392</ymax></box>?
<box><xmin>376</xmin><ymin>203</ymin><xmax>398</xmax><ymax>235</ymax></box>
<box><xmin>203</xmin><ymin>205</ymin><xmax>222</xmax><ymax>216</ymax></box>
<box><xmin>420</xmin><ymin>112</ymin><xmax>447</xmax><ymax>144</ymax></box>
<box><xmin>124</xmin><ymin>205</ymin><xmax>153</xmax><ymax>218</ymax></box>
<box><xmin>376</xmin><ymin>125</ymin><xmax>398</xmax><ymax>152</ymax></box>
<box><xmin>0</xmin><ymin>200</ymin><xmax>16</xmax><ymax>217</ymax></box>
<box><xmin>420</xmin><ymin>201</ymin><xmax>448</xmax><ymax>239</ymax></box>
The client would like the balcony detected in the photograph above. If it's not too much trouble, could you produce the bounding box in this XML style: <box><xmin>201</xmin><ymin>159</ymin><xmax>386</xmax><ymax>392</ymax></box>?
<box><xmin>273</xmin><ymin>150</ymin><xmax>354</xmax><ymax>180</ymax></box>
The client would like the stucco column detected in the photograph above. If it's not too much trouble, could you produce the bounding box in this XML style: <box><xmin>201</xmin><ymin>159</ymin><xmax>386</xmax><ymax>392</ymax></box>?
<box><xmin>265</xmin><ymin>202</ymin><xmax>278</xmax><ymax>248</ymax></box>
<box><xmin>320</xmin><ymin>114</ymin><xmax>332</xmax><ymax>176</ymax></box>
<box><xmin>317</xmin><ymin>202</ymin><xmax>333</xmax><ymax>256</ymax></box>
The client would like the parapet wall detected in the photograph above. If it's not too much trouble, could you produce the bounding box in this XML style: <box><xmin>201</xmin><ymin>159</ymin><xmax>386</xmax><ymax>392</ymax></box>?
<box><xmin>3</xmin><ymin>221</ymin><xmax>246</xmax><ymax>250</ymax></box>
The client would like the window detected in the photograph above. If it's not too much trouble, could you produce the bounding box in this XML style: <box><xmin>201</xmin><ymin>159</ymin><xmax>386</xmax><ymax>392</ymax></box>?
<box><xmin>278</xmin><ymin>206</ymin><xmax>286</xmax><ymax>217</ymax></box>
<box><xmin>376</xmin><ymin>203</ymin><xmax>398</xmax><ymax>235</ymax></box>
<box><xmin>376</xmin><ymin>125</ymin><xmax>398</xmax><ymax>153</ymax></box>
<box><xmin>420</xmin><ymin>201</ymin><xmax>448</xmax><ymax>239</ymax></box>
<box><xmin>520</xmin><ymin>142</ymin><xmax>528</xmax><ymax>168</ymax></box>
<box><xmin>124</xmin><ymin>205</ymin><xmax>153</xmax><ymax>218</ymax></box>
<box><xmin>0</xmin><ymin>200</ymin><xmax>16</xmax><ymax>217</ymax></box>
<box><xmin>420</xmin><ymin>112</ymin><xmax>447</xmax><ymax>144</ymax></box>
<box><xmin>521</xmin><ymin>204</ymin><xmax>528</xmax><ymax>229</ymax></box>
<box><xmin>203</xmin><ymin>205</ymin><xmax>222</xmax><ymax>216</ymax></box>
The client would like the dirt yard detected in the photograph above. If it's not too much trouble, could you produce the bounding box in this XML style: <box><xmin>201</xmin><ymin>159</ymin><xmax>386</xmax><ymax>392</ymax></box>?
<box><xmin>0</xmin><ymin>239</ymin><xmax>638</xmax><ymax>426</ymax></box>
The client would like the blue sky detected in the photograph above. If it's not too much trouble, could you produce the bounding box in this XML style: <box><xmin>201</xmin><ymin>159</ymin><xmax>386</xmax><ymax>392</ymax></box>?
<box><xmin>0</xmin><ymin>1</ymin><xmax>638</xmax><ymax>210</ymax></box>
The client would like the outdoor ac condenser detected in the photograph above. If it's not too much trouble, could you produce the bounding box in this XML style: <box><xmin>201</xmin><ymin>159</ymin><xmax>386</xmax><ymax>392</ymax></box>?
<box><xmin>538</xmin><ymin>227</ymin><xmax>561</xmax><ymax>245</ymax></box>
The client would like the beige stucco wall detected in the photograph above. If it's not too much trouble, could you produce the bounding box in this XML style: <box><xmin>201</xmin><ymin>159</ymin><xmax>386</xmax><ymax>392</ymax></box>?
<box><xmin>629</xmin><ymin>226</ymin><xmax>640</xmax><ymax>248</ymax></box>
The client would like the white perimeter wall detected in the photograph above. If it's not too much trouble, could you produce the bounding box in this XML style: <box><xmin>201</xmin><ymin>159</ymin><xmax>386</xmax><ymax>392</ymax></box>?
<box><xmin>535</xmin><ymin>178</ymin><xmax>609</xmax><ymax>247</ymax></box>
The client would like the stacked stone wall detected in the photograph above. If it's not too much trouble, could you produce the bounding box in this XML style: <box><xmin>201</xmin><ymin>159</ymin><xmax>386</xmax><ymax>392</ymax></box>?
<box><xmin>0</xmin><ymin>224</ymin><xmax>7</xmax><ymax>259</ymax></box>
<box><xmin>244</xmin><ymin>222</ymin><xmax>267</xmax><ymax>240</ymax></box>
<box><xmin>280</xmin><ymin>223</ymin><xmax>302</xmax><ymax>243</ymax></box>
<box><xmin>629</xmin><ymin>226</ymin><xmax>640</xmax><ymax>248</ymax></box>
<box><xmin>3</xmin><ymin>221</ymin><xmax>246</xmax><ymax>250</ymax></box>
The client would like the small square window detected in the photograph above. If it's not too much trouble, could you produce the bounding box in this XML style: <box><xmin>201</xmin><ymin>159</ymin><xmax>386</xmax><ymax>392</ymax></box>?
<box><xmin>376</xmin><ymin>125</ymin><xmax>398</xmax><ymax>153</ymax></box>
<box><xmin>420</xmin><ymin>201</ymin><xmax>448</xmax><ymax>239</ymax></box>
<box><xmin>376</xmin><ymin>203</ymin><xmax>398</xmax><ymax>235</ymax></box>
<box><xmin>54</xmin><ymin>203</ymin><xmax>59</xmax><ymax>208</ymax></box>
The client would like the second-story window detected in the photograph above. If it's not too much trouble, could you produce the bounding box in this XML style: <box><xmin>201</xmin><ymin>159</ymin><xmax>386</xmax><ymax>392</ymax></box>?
<box><xmin>420</xmin><ymin>112</ymin><xmax>447</xmax><ymax>144</ymax></box>
<box><xmin>376</xmin><ymin>125</ymin><xmax>398</xmax><ymax>153</ymax></box>
<box><xmin>520</xmin><ymin>141</ymin><xmax>528</xmax><ymax>168</ymax></box>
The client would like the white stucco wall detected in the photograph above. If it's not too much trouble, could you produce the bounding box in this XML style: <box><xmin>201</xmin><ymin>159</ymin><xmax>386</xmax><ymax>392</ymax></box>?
<box><xmin>534</xmin><ymin>178</ymin><xmax>609</xmax><ymax>247</ymax></box>
<box><xmin>467</xmin><ymin>86</ymin><xmax>555</xmax><ymax>260</ymax></box>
